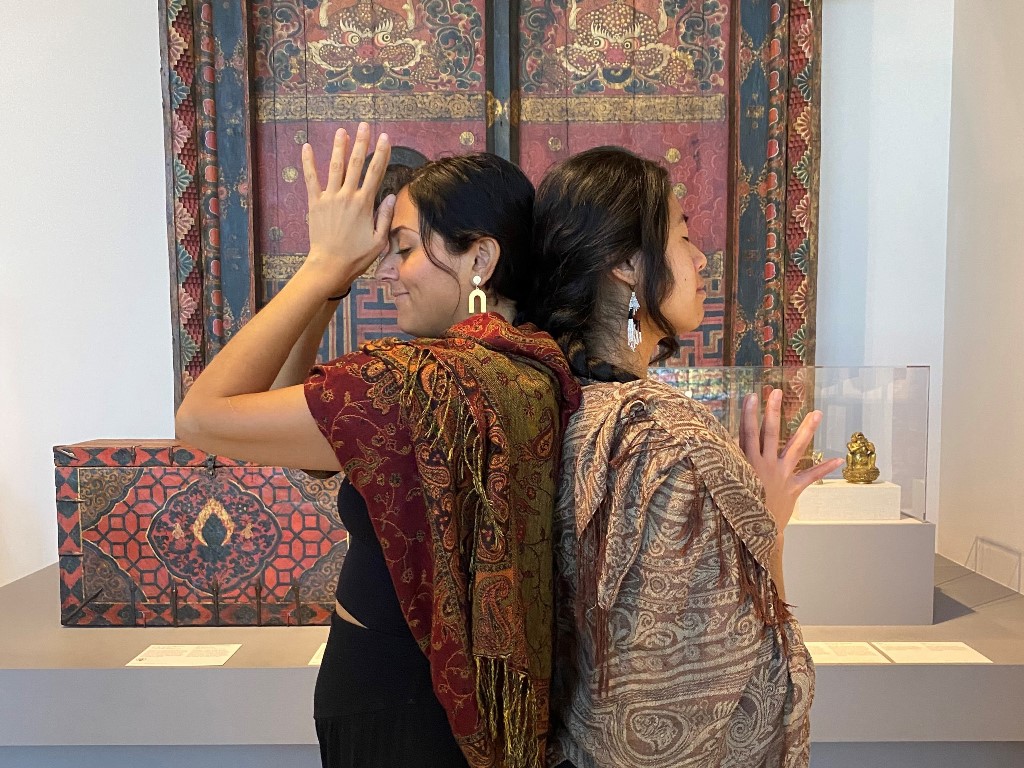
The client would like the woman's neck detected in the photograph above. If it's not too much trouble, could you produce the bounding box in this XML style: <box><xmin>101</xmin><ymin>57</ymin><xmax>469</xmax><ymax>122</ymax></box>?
<box><xmin>589</xmin><ymin>283</ymin><xmax>660</xmax><ymax>379</ymax></box>
<box><xmin>451</xmin><ymin>297</ymin><xmax>517</xmax><ymax>328</ymax></box>
<box><xmin>490</xmin><ymin>296</ymin><xmax>518</xmax><ymax>325</ymax></box>
<box><xmin>588</xmin><ymin>324</ymin><xmax>654</xmax><ymax>380</ymax></box>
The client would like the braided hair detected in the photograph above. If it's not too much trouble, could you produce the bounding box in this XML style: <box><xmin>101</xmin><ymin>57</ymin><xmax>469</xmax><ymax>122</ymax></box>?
<box><xmin>523</xmin><ymin>147</ymin><xmax>680</xmax><ymax>382</ymax></box>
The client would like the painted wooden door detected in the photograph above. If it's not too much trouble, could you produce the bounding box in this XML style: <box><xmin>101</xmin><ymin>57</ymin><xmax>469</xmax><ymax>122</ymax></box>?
<box><xmin>161</xmin><ymin>0</ymin><xmax>822</xmax><ymax>401</ymax></box>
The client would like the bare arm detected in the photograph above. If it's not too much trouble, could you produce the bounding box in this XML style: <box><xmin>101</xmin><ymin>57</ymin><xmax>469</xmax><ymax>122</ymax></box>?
<box><xmin>270</xmin><ymin>297</ymin><xmax>342</xmax><ymax>390</ymax></box>
<box><xmin>176</xmin><ymin>124</ymin><xmax>395</xmax><ymax>470</ymax></box>
<box><xmin>175</xmin><ymin>267</ymin><xmax>346</xmax><ymax>470</ymax></box>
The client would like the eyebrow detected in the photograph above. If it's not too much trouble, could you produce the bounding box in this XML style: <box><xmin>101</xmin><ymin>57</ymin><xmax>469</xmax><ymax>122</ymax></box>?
<box><xmin>389</xmin><ymin>225</ymin><xmax>417</xmax><ymax>237</ymax></box>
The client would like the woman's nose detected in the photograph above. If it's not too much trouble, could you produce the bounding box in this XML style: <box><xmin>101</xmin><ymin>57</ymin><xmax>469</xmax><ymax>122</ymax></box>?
<box><xmin>375</xmin><ymin>253</ymin><xmax>397</xmax><ymax>280</ymax></box>
<box><xmin>695</xmin><ymin>246</ymin><xmax>708</xmax><ymax>271</ymax></box>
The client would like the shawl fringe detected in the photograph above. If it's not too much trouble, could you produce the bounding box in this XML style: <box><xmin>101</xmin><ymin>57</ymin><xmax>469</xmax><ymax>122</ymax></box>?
<box><xmin>397</xmin><ymin>341</ymin><xmax>545</xmax><ymax>766</ymax></box>
<box><xmin>476</xmin><ymin>657</ymin><xmax>541</xmax><ymax>768</ymax></box>
<box><xmin>580</xmin><ymin>459</ymin><xmax>792</xmax><ymax>693</ymax></box>
<box><xmin>306</xmin><ymin>315</ymin><xmax>581</xmax><ymax>768</ymax></box>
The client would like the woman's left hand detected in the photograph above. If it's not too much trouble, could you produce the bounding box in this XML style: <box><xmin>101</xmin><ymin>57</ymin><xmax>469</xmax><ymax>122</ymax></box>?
<box><xmin>739</xmin><ymin>389</ymin><xmax>845</xmax><ymax>533</ymax></box>
<box><xmin>300</xmin><ymin>122</ymin><xmax>396</xmax><ymax>297</ymax></box>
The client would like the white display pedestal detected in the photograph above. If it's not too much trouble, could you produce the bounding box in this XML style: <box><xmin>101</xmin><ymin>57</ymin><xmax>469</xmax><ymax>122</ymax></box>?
<box><xmin>795</xmin><ymin>479</ymin><xmax>902</xmax><ymax>521</ymax></box>
<box><xmin>784</xmin><ymin>517</ymin><xmax>935</xmax><ymax>625</ymax></box>
<box><xmin>6</xmin><ymin>561</ymin><xmax>1024</xmax><ymax>768</ymax></box>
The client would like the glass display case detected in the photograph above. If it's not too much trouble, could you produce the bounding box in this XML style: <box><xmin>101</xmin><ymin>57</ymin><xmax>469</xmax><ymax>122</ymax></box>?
<box><xmin>649</xmin><ymin>366</ymin><xmax>931</xmax><ymax>521</ymax></box>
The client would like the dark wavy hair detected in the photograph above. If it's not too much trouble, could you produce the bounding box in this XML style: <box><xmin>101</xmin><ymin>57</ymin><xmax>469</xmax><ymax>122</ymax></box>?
<box><xmin>523</xmin><ymin>146</ymin><xmax>679</xmax><ymax>381</ymax></box>
<box><xmin>365</xmin><ymin>145</ymin><xmax>429</xmax><ymax>207</ymax></box>
<box><xmin>406</xmin><ymin>153</ymin><xmax>535</xmax><ymax>311</ymax></box>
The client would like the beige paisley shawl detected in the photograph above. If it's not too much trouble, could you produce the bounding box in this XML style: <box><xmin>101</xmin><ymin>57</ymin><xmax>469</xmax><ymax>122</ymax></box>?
<box><xmin>549</xmin><ymin>379</ymin><xmax>814</xmax><ymax>768</ymax></box>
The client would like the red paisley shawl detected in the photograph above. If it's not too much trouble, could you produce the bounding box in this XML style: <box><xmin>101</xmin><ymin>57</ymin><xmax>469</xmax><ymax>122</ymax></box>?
<box><xmin>304</xmin><ymin>314</ymin><xmax>581</xmax><ymax>768</ymax></box>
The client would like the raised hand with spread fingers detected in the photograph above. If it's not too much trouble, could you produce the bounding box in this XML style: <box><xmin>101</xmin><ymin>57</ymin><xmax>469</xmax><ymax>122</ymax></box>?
<box><xmin>739</xmin><ymin>388</ymin><xmax>845</xmax><ymax>534</ymax></box>
<box><xmin>174</xmin><ymin>123</ymin><xmax>394</xmax><ymax>472</ymax></box>
<box><xmin>302</xmin><ymin>124</ymin><xmax>396</xmax><ymax>298</ymax></box>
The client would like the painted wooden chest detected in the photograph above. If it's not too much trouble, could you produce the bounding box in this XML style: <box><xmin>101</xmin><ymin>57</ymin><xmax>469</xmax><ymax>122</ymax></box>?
<box><xmin>55</xmin><ymin>440</ymin><xmax>344</xmax><ymax>627</ymax></box>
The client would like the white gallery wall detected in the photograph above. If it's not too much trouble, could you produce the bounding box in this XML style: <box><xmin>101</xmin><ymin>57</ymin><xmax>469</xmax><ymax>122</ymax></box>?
<box><xmin>937</xmin><ymin>0</ymin><xmax>1024</xmax><ymax>590</ymax></box>
<box><xmin>0</xmin><ymin>0</ymin><xmax>1009</xmax><ymax>589</ymax></box>
<box><xmin>817</xmin><ymin>0</ymin><xmax>955</xmax><ymax>524</ymax></box>
<box><xmin>0</xmin><ymin>3</ymin><xmax>174</xmax><ymax>587</ymax></box>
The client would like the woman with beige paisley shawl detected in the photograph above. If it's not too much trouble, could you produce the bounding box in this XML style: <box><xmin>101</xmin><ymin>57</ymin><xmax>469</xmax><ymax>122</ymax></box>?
<box><xmin>525</xmin><ymin>147</ymin><xmax>844</xmax><ymax>768</ymax></box>
<box><xmin>177</xmin><ymin>125</ymin><xmax>580</xmax><ymax>768</ymax></box>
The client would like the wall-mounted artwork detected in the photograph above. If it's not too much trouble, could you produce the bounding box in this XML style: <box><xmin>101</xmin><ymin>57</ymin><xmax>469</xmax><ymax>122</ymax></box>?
<box><xmin>161</xmin><ymin>0</ymin><xmax>822</xmax><ymax>403</ymax></box>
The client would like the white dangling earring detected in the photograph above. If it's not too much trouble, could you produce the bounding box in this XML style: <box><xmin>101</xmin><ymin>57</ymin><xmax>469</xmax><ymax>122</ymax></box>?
<box><xmin>627</xmin><ymin>290</ymin><xmax>642</xmax><ymax>351</ymax></box>
<box><xmin>468</xmin><ymin>275</ymin><xmax>487</xmax><ymax>315</ymax></box>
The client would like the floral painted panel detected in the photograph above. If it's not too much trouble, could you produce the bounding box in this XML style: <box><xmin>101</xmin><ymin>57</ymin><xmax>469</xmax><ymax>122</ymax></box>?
<box><xmin>161</xmin><ymin>0</ymin><xmax>821</xmax><ymax>386</ymax></box>
<box><xmin>251</xmin><ymin>0</ymin><xmax>489</xmax><ymax>361</ymax></box>
<box><xmin>518</xmin><ymin>0</ymin><xmax>732</xmax><ymax>366</ymax></box>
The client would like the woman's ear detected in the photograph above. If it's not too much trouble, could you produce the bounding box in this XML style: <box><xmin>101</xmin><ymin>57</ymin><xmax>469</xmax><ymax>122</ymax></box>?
<box><xmin>471</xmin><ymin>237</ymin><xmax>501</xmax><ymax>284</ymax></box>
<box><xmin>610</xmin><ymin>253</ymin><xmax>640</xmax><ymax>290</ymax></box>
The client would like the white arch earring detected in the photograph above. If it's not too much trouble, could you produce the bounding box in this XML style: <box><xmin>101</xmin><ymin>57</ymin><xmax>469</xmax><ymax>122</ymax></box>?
<box><xmin>627</xmin><ymin>290</ymin><xmax>642</xmax><ymax>350</ymax></box>
<box><xmin>468</xmin><ymin>275</ymin><xmax>487</xmax><ymax>315</ymax></box>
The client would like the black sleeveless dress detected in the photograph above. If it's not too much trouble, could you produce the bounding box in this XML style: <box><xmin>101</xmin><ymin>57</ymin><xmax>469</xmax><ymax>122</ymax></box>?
<box><xmin>312</xmin><ymin>480</ymin><xmax>469</xmax><ymax>768</ymax></box>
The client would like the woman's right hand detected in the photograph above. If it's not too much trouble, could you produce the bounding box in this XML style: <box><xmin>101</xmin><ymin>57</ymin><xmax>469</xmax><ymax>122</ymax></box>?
<box><xmin>739</xmin><ymin>389</ymin><xmax>845</xmax><ymax>534</ymax></box>
<box><xmin>300</xmin><ymin>122</ymin><xmax>397</xmax><ymax>298</ymax></box>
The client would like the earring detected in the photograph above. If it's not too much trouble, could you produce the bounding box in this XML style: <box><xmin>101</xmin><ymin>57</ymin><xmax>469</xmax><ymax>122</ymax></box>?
<box><xmin>468</xmin><ymin>275</ymin><xmax>487</xmax><ymax>315</ymax></box>
<box><xmin>627</xmin><ymin>291</ymin><xmax>642</xmax><ymax>351</ymax></box>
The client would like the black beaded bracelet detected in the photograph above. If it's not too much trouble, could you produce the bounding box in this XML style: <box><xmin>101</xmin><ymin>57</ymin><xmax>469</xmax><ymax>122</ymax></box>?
<box><xmin>327</xmin><ymin>288</ymin><xmax>351</xmax><ymax>302</ymax></box>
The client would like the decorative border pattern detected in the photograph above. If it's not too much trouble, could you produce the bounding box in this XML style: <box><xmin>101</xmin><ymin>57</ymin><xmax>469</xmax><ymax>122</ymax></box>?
<box><xmin>731</xmin><ymin>0</ymin><xmax>773</xmax><ymax>365</ymax></box>
<box><xmin>728</xmin><ymin>0</ymin><xmax>820</xmax><ymax>430</ymax></box>
<box><xmin>520</xmin><ymin>94</ymin><xmax>727</xmax><ymax>123</ymax></box>
<box><xmin>783</xmin><ymin>0</ymin><xmax>821</xmax><ymax>367</ymax></box>
<box><xmin>161</xmin><ymin>0</ymin><xmax>205</xmax><ymax>399</ymax></box>
<box><xmin>55</xmin><ymin>442</ymin><xmax>346</xmax><ymax>627</ymax></box>
<box><xmin>162</xmin><ymin>0</ymin><xmax>257</xmax><ymax>399</ymax></box>
<box><xmin>762</xmin><ymin>0</ymin><xmax>789</xmax><ymax>367</ymax></box>
<box><xmin>729</xmin><ymin>0</ymin><xmax>819</xmax><ymax>369</ymax></box>
<box><xmin>780</xmin><ymin>1</ymin><xmax>821</xmax><ymax>429</ymax></box>
<box><xmin>194</xmin><ymin>1</ymin><xmax>225</xmax><ymax>362</ymax></box>
<box><xmin>256</xmin><ymin>93</ymin><xmax>487</xmax><ymax>122</ymax></box>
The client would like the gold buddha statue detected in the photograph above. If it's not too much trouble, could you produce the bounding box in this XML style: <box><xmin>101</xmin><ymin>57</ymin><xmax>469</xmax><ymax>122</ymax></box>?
<box><xmin>843</xmin><ymin>432</ymin><xmax>880</xmax><ymax>484</ymax></box>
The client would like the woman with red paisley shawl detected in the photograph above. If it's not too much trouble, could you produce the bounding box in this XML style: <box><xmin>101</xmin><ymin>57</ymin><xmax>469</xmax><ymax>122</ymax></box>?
<box><xmin>177</xmin><ymin>124</ymin><xmax>580</xmax><ymax>768</ymax></box>
<box><xmin>525</xmin><ymin>148</ymin><xmax>842</xmax><ymax>768</ymax></box>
